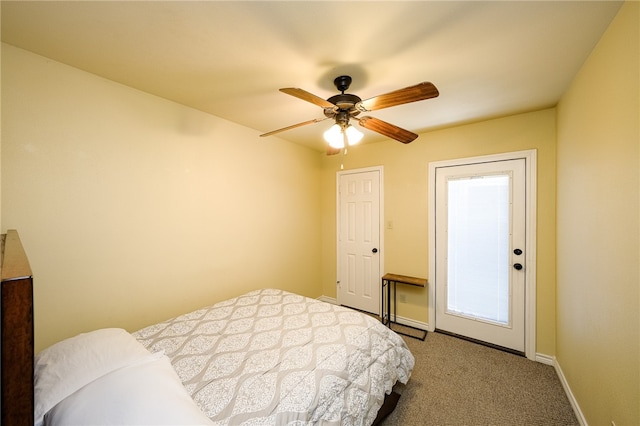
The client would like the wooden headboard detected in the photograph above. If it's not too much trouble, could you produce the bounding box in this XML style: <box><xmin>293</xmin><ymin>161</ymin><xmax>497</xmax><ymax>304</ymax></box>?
<box><xmin>1</xmin><ymin>230</ymin><xmax>34</xmax><ymax>426</ymax></box>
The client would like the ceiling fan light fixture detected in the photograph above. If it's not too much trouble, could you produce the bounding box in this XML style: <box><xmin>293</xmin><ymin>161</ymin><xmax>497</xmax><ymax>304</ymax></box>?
<box><xmin>345</xmin><ymin>125</ymin><xmax>363</xmax><ymax>145</ymax></box>
<box><xmin>324</xmin><ymin>124</ymin><xmax>344</xmax><ymax>148</ymax></box>
<box><xmin>324</xmin><ymin>124</ymin><xmax>363</xmax><ymax>149</ymax></box>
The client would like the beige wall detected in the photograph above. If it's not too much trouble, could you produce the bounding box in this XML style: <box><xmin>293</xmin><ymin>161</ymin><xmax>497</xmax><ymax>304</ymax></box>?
<box><xmin>556</xmin><ymin>2</ymin><xmax>639</xmax><ymax>425</ymax></box>
<box><xmin>2</xmin><ymin>3</ymin><xmax>638</xmax><ymax>420</ymax></box>
<box><xmin>320</xmin><ymin>108</ymin><xmax>557</xmax><ymax>356</ymax></box>
<box><xmin>1</xmin><ymin>44</ymin><xmax>324</xmax><ymax>352</ymax></box>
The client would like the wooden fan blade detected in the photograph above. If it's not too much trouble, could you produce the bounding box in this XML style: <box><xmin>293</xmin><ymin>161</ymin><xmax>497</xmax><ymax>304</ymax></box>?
<box><xmin>357</xmin><ymin>82</ymin><xmax>439</xmax><ymax>112</ymax></box>
<box><xmin>357</xmin><ymin>116</ymin><xmax>418</xmax><ymax>144</ymax></box>
<box><xmin>325</xmin><ymin>130</ymin><xmax>349</xmax><ymax>156</ymax></box>
<box><xmin>280</xmin><ymin>88</ymin><xmax>336</xmax><ymax>109</ymax></box>
<box><xmin>326</xmin><ymin>146</ymin><xmax>342</xmax><ymax>156</ymax></box>
<box><xmin>260</xmin><ymin>117</ymin><xmax>328</xmax><ymax>137</ymax></box>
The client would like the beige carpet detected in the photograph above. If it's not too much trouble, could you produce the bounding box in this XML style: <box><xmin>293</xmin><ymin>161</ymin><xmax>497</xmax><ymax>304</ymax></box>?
<box><xmin>381</xmin><ymin>331</ymin><xmax>578</xmax><ymax>425</ymax></box>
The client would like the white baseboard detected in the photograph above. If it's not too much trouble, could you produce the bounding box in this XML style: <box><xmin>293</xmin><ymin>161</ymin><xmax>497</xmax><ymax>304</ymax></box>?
<box><xmin>390</xmin><ymin>314</ymin><xmax>429</xmax><ymax>331</ymax></box>
<box><xmin>535</xmin><ymin>352</ymin><xmax>554</xmax><ymax>365</ymax></box>
<box><xmin>318</xmin><ymin>295</ymin><xmax>430</xmax><ymax>331</ymax></box>
<box><xmin>552</xmin><ymin>356</ymin><xmax>588</xmax><ymax>426</ymax></box>
<box><xmin>317</xmin><ymin>295</ymin><xmax>337</xmax><ymax>305</ymax></box>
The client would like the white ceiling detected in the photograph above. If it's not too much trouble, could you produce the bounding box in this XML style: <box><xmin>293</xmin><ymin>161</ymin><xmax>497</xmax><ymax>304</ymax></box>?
<box><xmin>1</xmin><ymin>1</ymin><xmax>623</xmax><ymax>152</ymax></box>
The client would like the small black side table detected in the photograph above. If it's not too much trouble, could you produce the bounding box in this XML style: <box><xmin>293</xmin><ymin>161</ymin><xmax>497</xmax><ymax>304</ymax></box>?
<box><xmin>381</xmin><ymin>273</ymin><xmax>428</xmax><ymax>340</ymax></box>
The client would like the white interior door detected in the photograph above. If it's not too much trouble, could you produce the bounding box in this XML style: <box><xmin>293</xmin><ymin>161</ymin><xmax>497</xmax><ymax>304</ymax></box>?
<box><xmin>435</xmin><ymin>159</ymin><xmax>526</xmax><ymax>352</ymax></box>
<box><xmin>337</xmin><ymin>167</ymin><xmax>382</xmax><ymax>314</ymax></box>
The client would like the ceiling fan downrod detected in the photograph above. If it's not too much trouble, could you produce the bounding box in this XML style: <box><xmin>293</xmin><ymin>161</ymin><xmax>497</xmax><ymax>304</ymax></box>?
<box><xmin>333</xmin><ymin>75</ymin><xmax>352</xmax><ymax>93</ymax></box>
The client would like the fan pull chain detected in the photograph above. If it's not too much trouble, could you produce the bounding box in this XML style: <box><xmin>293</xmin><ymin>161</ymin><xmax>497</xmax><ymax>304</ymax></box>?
<box><xmin>340</xmin><ymin>147</ymin><xmax>348</xmax><ymax>170</ymax></box>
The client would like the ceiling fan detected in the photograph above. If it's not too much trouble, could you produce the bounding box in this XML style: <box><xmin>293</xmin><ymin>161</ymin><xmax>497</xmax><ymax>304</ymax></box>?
<box><xmin>260</xmin><ymin>75</ymin><xmax>439</xmax><ymax>154</ymax></box>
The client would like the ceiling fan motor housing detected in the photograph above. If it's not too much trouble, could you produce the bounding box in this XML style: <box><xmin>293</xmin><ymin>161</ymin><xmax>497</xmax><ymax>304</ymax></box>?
<box><xmin>324</xmin><ymin>93</ymin><xmax>362</xmax><ymax>118</ymax></box>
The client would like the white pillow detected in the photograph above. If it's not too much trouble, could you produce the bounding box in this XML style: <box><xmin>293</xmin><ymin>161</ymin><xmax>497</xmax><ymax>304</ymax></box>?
<box><xmin>34</xmin><ymin>328</ymin><xmax>152</xmax><ymax>426</ymax></box>
<box><xmin>45</xmin><ymin>354</ymin><xmax>213</xmax><ymax>425</ymax></box>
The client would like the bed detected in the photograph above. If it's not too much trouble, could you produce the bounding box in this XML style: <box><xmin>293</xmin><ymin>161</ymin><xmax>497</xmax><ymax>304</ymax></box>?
<box><xmin>1</xmin><ymin>230</ymin><xmax>415</xmax><ymax>425</ymax></box>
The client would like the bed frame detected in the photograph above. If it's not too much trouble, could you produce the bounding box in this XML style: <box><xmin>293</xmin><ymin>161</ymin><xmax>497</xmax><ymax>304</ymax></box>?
<box><xmin>1</xmin><ymin>230</ymin><xmax>34</xmax><ymax>426</ymax></box>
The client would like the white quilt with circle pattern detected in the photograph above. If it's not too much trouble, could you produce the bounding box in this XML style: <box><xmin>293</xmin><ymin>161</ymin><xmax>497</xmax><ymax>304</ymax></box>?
<box><xmin>133</xmin><ymin>289</ymin><xmax>414</xmax><ymax>426</ymax></box>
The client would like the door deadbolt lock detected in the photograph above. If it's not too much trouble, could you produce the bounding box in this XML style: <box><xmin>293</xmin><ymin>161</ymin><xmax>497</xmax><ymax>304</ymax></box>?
<box><xmin>514</xmin><ymin>248</ymin><xmax>523</xmax><ymax>255</ymax></box>
<box><xmin>372</xmin><ymin>248</ymin><xmax>378</xmax><ymax>253</ymax></box>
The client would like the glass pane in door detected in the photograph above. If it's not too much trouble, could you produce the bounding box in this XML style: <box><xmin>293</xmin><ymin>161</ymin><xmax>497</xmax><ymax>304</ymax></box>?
<box><xmin>446</xmin><ymin>174</ymin><xmax>510</xmax><ymax>325</ymax></box>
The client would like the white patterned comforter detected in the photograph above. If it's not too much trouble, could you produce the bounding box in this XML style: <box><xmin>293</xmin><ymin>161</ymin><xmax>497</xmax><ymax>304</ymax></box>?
<box><xmin>132</xmin><ymin>289</ymin><xmax>414</xmax><ymax>426</ymax></box>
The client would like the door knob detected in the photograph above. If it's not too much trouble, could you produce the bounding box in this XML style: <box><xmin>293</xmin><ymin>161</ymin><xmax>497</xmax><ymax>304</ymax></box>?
<box><xmin>513</xmin><ymin>263</ymin><xmax>523</xmax><ymax>270</ymax></box>
<box><xmin>514</xmin><ymin>248</ymin><xmax>523</xmax><ymax>255</ymax></box>
<box><xmin>372</xmin><ymin>248</ymin><xmax>378</xmax><ymax>253</ymax></box>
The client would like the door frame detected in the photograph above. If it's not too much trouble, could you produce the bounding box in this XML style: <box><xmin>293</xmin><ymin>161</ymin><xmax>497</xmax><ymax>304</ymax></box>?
<box><xmin>336</xmin><ymin>166</ymin><xmax>384</xmax><ymax>314</ymax></box>
<box><xmin>428</xmin><ymin>150</ymin><xmax>537</xmax><ymax>360</ymax></box>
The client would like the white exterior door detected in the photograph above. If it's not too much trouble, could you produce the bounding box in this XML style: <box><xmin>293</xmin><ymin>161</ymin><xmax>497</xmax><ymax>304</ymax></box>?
<box><xmin>434</xmin><ymin>158</ymin><xmax>528</xmax><ymax>353</ymax></box>
<box><xmin>337</xmin><ymin>167</ymin><xmax>382</xmax><ymax>314</ymax></box>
